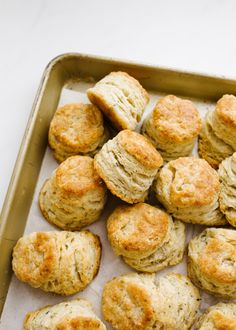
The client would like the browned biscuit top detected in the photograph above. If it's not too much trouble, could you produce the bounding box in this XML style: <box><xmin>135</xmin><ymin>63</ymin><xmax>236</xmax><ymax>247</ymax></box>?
<box><xmin>55</xmin><ymin>156</ymin><xmax>105</xmax><ymax>196</ymax></box>
<box><xmin>165</xmin><ymin>157</ymin><xmax>220</xmax><ymax>207</ymax></box>
<box><xmin>118</xmin><ymin>130</ymin><xmax>163</xmax><ymax>169</ymax></box>
<box><xmin>211</xmin><ymin>311</ymin><xmax>236</xmax><ymax>330</ymax></box>
<box><xmin>152</xmin><ymin>95</ymin><xmax>201</xmax><ymax>142</ymax></box>
<box><xmin>216</xmin><ymin>94</ymin><xmax>236</xmax><ymax>129</ymax></box>
<box><xmin>107</xmin><ymin>203</ymin><xmax>170</xmax><ymax>255</ymax></box>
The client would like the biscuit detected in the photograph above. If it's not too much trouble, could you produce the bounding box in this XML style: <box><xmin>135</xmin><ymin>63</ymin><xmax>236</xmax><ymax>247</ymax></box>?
<box><xmin>218</xmin><ymin>152</ymin><xmax>236</xmax><ymax>227</ymax></box>
<box><xmin>87</xmin><ymin>71</ymin><xmax>149</xmax><ymax>130</ymax></box>
<box><xmin>155</xmin><ymin>157</ymin><xmax>226</xmax><ymax>225</ymax></box>
<box><xmin>102</xmin><ymin>272</ymin><xmax>200</xmax><ymax>330</ymax></box>
<box><xmin>24</xmin><ymin>298</ymin><xmax>106</xmax><ymax>330</ymax></box>
<box><xmin>102</xmin><ymin>273</ymin><xmax>160</xmax><ymax>330</ymax></box>
<box><xmin>195</xmin><ymin>302</ymin><xmax>236</xmax><ymax>330</ymax></box>
<box><xmin>188</xmin><ymin>228</ymin><xmax>236</xmax><ymax>298</ymax></box>
<box><xmin>153</xmin><ymin>273</ymin><xmax>200</xmax><ymax>330</ymax></box>
<box><xmin>107</xmin><ymin>203</ymin><xmax>185</xmax><ymax>272</ymax></box>
<box><xmin>39</xmin><ymin>156</ymin><xmax>107</xmax><ymax>230</ymax></box>
<box><xmin>199</xmin><ymin>95</ymin><xmax>236</xmax><ymax>168</ymax></box>
<box><xmin>48</xmin><ymin>103</ymin><xmax>109</xmax><ymax>163</ymax></box>
<box><xmin>12</xmin><ymin>230</ymin><xmax>101</xmax><ymax>295</ymax></box>
<box><xmin>142</xmin><ymin>95</ymin><xmax>201</xmax><ymax>161</ymax></box>
<box><xmin>94</xmin><ymin>130</ymin><xmax>163</xmax><ymax>203</ymax></box>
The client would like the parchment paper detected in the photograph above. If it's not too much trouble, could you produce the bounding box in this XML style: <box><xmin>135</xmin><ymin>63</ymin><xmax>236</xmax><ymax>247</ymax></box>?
<box><xmin>0</xmin><ymin>79</ymin><xmax>231</xmax><ymax>329</ymax></box>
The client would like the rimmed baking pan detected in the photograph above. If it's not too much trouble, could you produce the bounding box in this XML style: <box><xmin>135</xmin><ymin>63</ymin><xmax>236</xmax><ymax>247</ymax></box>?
<box><xmin>1</xmin><ymin>53</ymin><xmax>236</xmax><ymax>318</ymax></box>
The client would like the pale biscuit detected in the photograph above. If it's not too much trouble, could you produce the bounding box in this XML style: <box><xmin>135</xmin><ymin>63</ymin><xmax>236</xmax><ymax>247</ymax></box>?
<box><xmin>124</xmin><ymin>219</ymin><xmax>185</xmax><ymax>272</ymax></box>
<box><xmin>142</xmin><ymin>95</ymin><xmax>201</xmax><ymax>161</ymax></box>
<box><xmin>218</xmin><ymin>152</ymin><xmax>236</xmax><ymax>227</ymax></box>
<box><xmin>199</xmin><ymin>95</ymin><xmax>236</xmax><ymax>168</ymax></box>
<box><xmin>188</xmin><ymin>228</ymin><xmax>236</xmax><ymax>298</ymax></box>
<box><xmin>155</xmin><ymin>157</ymin><xmax>226</xmax><ymax>225</ymax></box>
<box><xmin>87</xmin><ymin>71</ymin><xmax>149</xmax><ymax>130</ymax></box>
<box><xmin>107</xmin><ymin>203</ymin><xmax>185</xmax><ymax>272</ymax></box>
<box><xmin>24</xmin><ymin>298</ymin><xmax>106</xmax><ymax>330</ymax></box>
<box><xmin>102</xmin><ymin>273</ymin><xmax>160</xmax><ymax>330</ymax></box>
<box><xmin>195</xmin><ymin>302</ymin><xmax>236</xmax><ymax>330</ymax></box>
<box><xmin>48</xmin><ymin>103</ymin><xmax>109</xmax><ymax>163</ymax></box>
<box><xmin>102</xmin><ymin>272</ymin><xmax>200</xmax><ymax>330</ymax></box>
<box><xmin>12</xmin><ymin>230</ymin><xmax>101</xmax><ymax>295</ymax></box>
<box><xmin>153</xmin><ymin>273</ymin><xmax>200</xmax><ymax>330</ymax></box>
<box><xmin>94</xmin><ymin>130</ymin><xmax>163</xmax><ymax>203</ymax></box>
<box><xmin>39</xmin><ymin>156</ymin><xmax>107</xmax><ymax>230</ymax></box>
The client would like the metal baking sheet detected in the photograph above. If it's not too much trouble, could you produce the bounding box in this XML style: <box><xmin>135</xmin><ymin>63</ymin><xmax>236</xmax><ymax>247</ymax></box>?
<box><xmin>1</xmin><ymin>53</ymin><xmax>236</xmax><ymax>329</ymax></box>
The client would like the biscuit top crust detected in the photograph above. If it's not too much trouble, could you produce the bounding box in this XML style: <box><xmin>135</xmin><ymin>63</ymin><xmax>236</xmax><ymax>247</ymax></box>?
<box><xmin>102</xmin><ymin>274</ymin><xmax>156</xmax><ymax>330</ymax></box>
<box><xmin>163</xmin><ymin>157</ymin><xmax>220</xmax><ymax>206</ymax></box>
<box><xmin>216</xmin><ymin>94</ymin><xmax>236</xmax><ymax>129</ymax></box>
<box><xmin>49</xmin><ymin>103</ymin><xmax>105</xmax><ymax>150</ymax></box>
<box><xmin>107</xmin><ymin>203</ymin><xmax>170</xmax><ymax>254</ymax></box>
<box><xmin>12</xmin><ymin>232</ymin><xmax>57</xmax><ymax>287</ymax></box>
<box><xmin>118</xmin><ymin>130</ymin><xmax>163</xmax><ymax>169</ymax></box>
<box><xmin>211</xmin><ymin>311</ymin><xmax>236</xmax><ymax>330</ymax></box>
<box><xmin>55</xmin><ymin>156</ymin><xmax>105</xmax><ymax>195</ymax></box>
<box><xmin>198</xmin><ymin>229</ymin><xmax>236</xmax><ymax>285</ymax></box>
<box><xmin>152</xmin><ymin>95</ymin><xmax>201</xmax><ymax>142</ymax></box>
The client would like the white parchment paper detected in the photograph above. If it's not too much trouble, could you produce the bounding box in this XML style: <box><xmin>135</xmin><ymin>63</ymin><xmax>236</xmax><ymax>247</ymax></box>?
<box><xmin>0</xmin><ymin>80</ymin><xmax>230</xmax><ymax>329</ymax></box>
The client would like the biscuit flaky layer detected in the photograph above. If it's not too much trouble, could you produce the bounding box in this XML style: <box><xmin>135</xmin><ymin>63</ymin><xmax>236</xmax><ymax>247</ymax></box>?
<box><xmin>12</xmin><ymin>231</ymin><xmax>101</xmax><ymax>295</ymax></box>
<box><xmin>155</xmin><ymin>157</ymin><xmax>226</xmax><ymax>225</ymax></box>
<box><xmin>39</xmin><ymin>156</ymin><xmax>107</xmax><ymax>230</ymax></box>
<box><xmin>94</xmin><ymin>130</ymin><xmax>163</xmax><ymax>203</ymax></box>
<box><xmin>199</xmin><ymin>95</ymin><xmax>236</xmax><ymax>168</ymax></box>
<box><xmin>24</xmin><ymin>298</ymin><xmax>106</xmax><ymax>330</ymax></box>
<box><xmin>48</xmin><ymin>103</ymin><xmax>109</xmax><ymax>163</ymax></box>
<box><xmin>142</xmin><ymin>95</ymin><xmax>201</xmax><ymax>161</ymax></box>
<box><xmin>188</xmin><ymin>228</ymin><xmax>236</xmax><ymax>298</ymax></box>
<box><xmin>102</xmin><ymin>272</ymin><xmax>200</xmax><ymax>330</ymax></box>
<box><xmin>219</xmin><ymin>152</ymin><xmax>236</xmax><ymax>227</ymax></box>
<box><xmin>107</xmin><ymin>203</ymin><xmax>185</xmax><ymax>272</ymax></box>
<box><xmin>195</xmin><ymin>302</ymin><xmax>236</xmax><ymax>330</ymax></box>
<box><xmin>87</xmin><ymin>71</ymin><xmax>149</xmax><ymax>130</ymax></box>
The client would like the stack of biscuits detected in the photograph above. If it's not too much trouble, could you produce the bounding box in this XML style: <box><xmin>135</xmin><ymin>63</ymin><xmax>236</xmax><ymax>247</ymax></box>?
<box><xmin>11</xmin><ymin>70</ymin><xmax>236</xmax><ymax>330</ymax></box>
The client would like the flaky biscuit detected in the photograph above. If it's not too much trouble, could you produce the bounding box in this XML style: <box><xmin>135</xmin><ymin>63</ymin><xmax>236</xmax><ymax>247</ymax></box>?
<box><xmin>102</xmin><ymin>273</ymin><xmax>160</xmax><ymax>330</ymax></box>
<box><xmin>188</xmin><ymin>228</ymin><xmax>236</xmax><ymax>298</ymax></box>
<box><xmin>199</xmin><ymin>110</ymin><xmax>233</xmax><ymax>168</ymax></box>
<box><xmin>39</xmin><ymin>156</ymin><xmax>107</xmax><ymax>230</ymax></box>
<box><xmin>195</xmin><ymin>302</ymin><xmax>236</xmax><ymax>330</ymax></box>
<box><xmin>12</xmin><ymin>230</ymin><xmax>101</xmax><ymax>295</ymax></box>
<box><xmin>124</xmin><ymin>219</ymin><xmax>185</xmax><ymax>272</ymax></box>
<box><xmin>154</xmin><ymin>273</ymin><xmax>200</xmax><ymax>330</ymax></box>
<box><xmin>87</xmin><ymin>71</ymin><xmax>149</xmax><ymax>130</ymax></box>
<box><xmin>48</xmin><ymin>103</ymin><xmax>109</xmax><ymax>163</ymax></box>
<box><xmin>219</xmin><ymin>152</ymin><xmax>236</xmax><ymax>227</ymax></box>
<box><xmin>107</xmin><ymin>203</ymin><xmax>171</xmax><ymax>259</ymax></box>
<box><xmin>155</xmin><ymin>157</ymin><xmax>226</xmax><ymax>225</ymax></box>
<box><xmin>94</xmin><ymin>130</ymin><xmax>163</xmax><ymax>203</ymax></box>
<box><xmin>142</xmin><ymin>95</ymin><xmax>201</xmax><ymax>161</ymax></box>
<box><xmin>24</xmin><ymin>298</ymin><xmax>106</xmax><ymax>330</ymax></box>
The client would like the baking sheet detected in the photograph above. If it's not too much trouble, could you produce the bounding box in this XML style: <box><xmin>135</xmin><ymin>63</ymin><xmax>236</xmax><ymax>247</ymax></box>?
<box><xmin>0</xmin><ymin>80</ymin><xmax>231</xmax><ymax>329</ymax></box>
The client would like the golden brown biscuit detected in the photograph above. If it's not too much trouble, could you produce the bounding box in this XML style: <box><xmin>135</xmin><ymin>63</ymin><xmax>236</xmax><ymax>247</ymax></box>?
<box><xmin>102</xmin><ymin>272</ymin><xmax>200</xmax><ymax>330</ymax></box>
<box><xmin>87</xmin><ymin>72</ymin><xmax>149</xmax><ymax>130</ymax></box>
<box><xmin>48</xmin><ymin>103</ymin><xmax>109</xmax><ymax>163</ymax></box>
<box><xmin>142</xmin><ymin>95</ymin><xmax>201</xmax><ymax>161</ymax></box>
<box><xmin>94</xmin><ymin>130</ymin><xmax>163</xmax><ymax>204</ymax></box>
<box><xmin>107</xmin><ymin>203</ymin><xmax>185</xmax><ymax>272</ymax></box>
<box><xmin>218</xmin><ymin>152</ymin><xmax>236</xmax><ymax>227</ymax></box>
<box><xmin>39</xmin><ymin>156</ymin><xmax>107</xmax><ymax>230</ymax></box>
<box><xmin>188</xmin><ymin>228</ymin><xmax>236</xmax><ymax>298</ymax></box>
<box><xmin>195</xmin><ymin>302</ymin><xmax>236</xmax><ymax>330</ymax></box>
<box><xmin>199</xmin><ymin>95</ymin><xmax>236</xmax><ymax>168</ymax></box>
<box><xmin>24</xmin><ymin>298</ymin><xmax>106</xmax><ymax>330</ymax></box>
<box><xmin>155</xmin><ymin>157</ymin><xmax>226</xmax><ymax>225</ymax></box>
<box><xmin>12</xmin><ymin>231</ymin><xmax>101</xmax><ymax>295</ymax></box>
